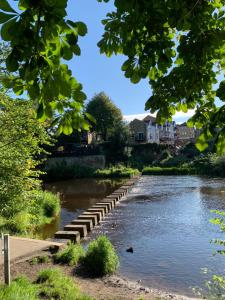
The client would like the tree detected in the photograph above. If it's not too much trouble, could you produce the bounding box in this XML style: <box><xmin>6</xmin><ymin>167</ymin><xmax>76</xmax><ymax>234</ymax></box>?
<box><xmin>0</xmin><ymin>0</ymin><xmax>91</xmax><ymax>135</ymax></box>
<box><xmin>0</xmin><ymin>93</ymin><xmax>52</xmax><ymax>218</ymax></box>
<box><xmin>86</xmin><ymin>92</ymin><xmax>122</xmax><ymax>141</ymax></box>
<box><xmin>98</xmin><ymin>0</ymin><xmax>225</xmax><ymax>153</ymax></box>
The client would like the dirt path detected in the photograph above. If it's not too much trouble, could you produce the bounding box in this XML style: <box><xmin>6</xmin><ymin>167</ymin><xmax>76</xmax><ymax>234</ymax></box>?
<box><xmin>0</xmin><ymin>252</ymin><xmax>200</xmax><ymax>300</ymax></box>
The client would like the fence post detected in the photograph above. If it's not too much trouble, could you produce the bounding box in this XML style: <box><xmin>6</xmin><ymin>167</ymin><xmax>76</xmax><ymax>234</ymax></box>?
<box><xmin>3</xmin><ymin>234</ymin><xmax>10</xmax><ymax>285</ymax></box>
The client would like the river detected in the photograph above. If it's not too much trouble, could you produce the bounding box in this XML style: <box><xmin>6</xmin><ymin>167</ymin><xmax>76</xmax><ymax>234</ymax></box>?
<box><xmin>45</xmin><ymin>176</ymin><xmax>225</xmax><ymax>297</ymax></box>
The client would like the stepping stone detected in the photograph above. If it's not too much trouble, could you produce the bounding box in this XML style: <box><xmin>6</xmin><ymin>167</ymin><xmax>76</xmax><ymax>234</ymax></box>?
<box><xmin>64</xmin><ymin>224</ymin><xmax>87</xmax><ymax>237</ymax></box>
<box><xmin>95</xmin><ymin>202</ymin><xmax>113</xmax><ymax>210</ymax></box>
<box><xmin>106</xmin><ymin>194</ymin><xmax>120</xmax><ymax>201</ymax></box>
<box><xmin>102</xmin><ymin>199</ymin><xmax>116</xmax><ymax>208</ymax></box>
<box><xmin>92</xmin><ymin>204</ymin><xmax>109</xmax><ymax>214</ymax></box>
<box><xmin>82</xmin><ymin>211</ymin><xmax>102</xmax><ymax>222</ymax></box>
<box><xmin>54</xmin><ymin>231</ymin><xmax>80</xmax><ymax>243</ymax></box>
<box><xmin>87</xmin><ymin>208</ymin><xmax>105</xmax><ymax>218</ymax></box>
<box><xmin>71</xmin><ymin>219</ymin><xmax>93</xmax><ymax>231</ymax></box>
<box><xmin>78</xmin><ymin>214</ymin><xmax>98</xmax><ymax>226</ymax></box>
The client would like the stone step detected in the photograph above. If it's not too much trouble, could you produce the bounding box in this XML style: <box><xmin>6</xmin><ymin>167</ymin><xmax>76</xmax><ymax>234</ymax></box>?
<box><xmin>64</xmin><ymin>224</ymin><xmax>87</xmax><ymax>237</ymax></box>
<box><xmin>82</xmin><ymin>211</ymin><xmax>102</xmax><ymax>222</ymax></box>
<box><xmin>92</xmin><ymin>204</ymin><xmax>109</xmax><ymax>214</ymax></box>
<box><xmin>71</xmin><ymin>219</ymin><xmax>93</xmax><ymax>231</ymax></box>
<box><xmin>106</xmin><ymin>194</ymin><xmax>120</xmax><ymax>201</ymax></box>
<box><xmin>78</xmin><ymin>214</ymin><xmax>98</xmax><ymax>226</ymax></box>
<box><xmin>54</xmin><ymin>231</ymin><xmax>80</xmax><ymax>243</ymax></box>
<box><xmin>95</xmin><ymin>202</ymin><xmax>113</xmax><ymax>210</ymax></box>
<box><xmin>87</xmin><ymin>208</ymin><xmax>105</xmax><ymax>218</ymax></box>
<box><xmin>101</xmin><ymin>199</ymin><xmax>116</xmax><ymax>208</ymax></box>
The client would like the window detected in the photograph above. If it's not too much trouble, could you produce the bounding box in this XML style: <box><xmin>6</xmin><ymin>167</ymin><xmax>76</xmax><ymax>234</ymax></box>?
<box><xmin>137</xmin><ymin>132</ymin><xmax>144</xmax><ymax>141</ymax></box>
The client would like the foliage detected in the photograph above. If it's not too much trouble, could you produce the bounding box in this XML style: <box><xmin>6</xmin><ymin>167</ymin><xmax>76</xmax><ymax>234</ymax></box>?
<box><xmin>54</xmin><ymin>242</ymin><xmax>85</xmax><ymax>266</ymax></box>
<box><xmin>37</xmin><ymin>268</ymin><xmax>93</xmax><ymax>300</ymax></box>
<box><xmin>0</xmin><ymin>2</ymin><xmax>91</xmax><ymax>135</ymax></box>
<box><xmin>31</xmin><ymin>190</ymin><xmax>60</xmax><ymax>222</ymax></box>
<box><xmin>83</xmin><ymin>235</ymin><xmax>119</xmax><ymax>276</ymax></box>
<box><xmin>30</xmin><ymin>255</ymin><xmax>50</xmax><ymax>265</ymax></box>
<box><xmin>94</xmin><ymin>166</ymin><xmax>140</xmax><ymax>178</ymax></box>
<box><xmin>0</xmin><ymin>276</ymin><xmax>38</xmax><ymax>300</ymax></box>
<box><xmin>0</xmin><ymin>95</ymin><xmax>52</xmax><ymax>219</ymax></box>
<box><xmin>86</xmin><ymin>92</ymin><xmax>123</xmax><ymax>141</ymax></box>
<box><xmin>98</xmin><ymin>0</ymin><xmax>225</xmax><ymax>152</ymax></box>
<box><xmin>45</xmin><ymin>162</ymin><xmax>95</xmax><ymax>182</ymax></box>
<box><xmin>102</xmin><ymin>121</ymin><xmax>130</xmax><ymax>163</ymax></box>
<box><xmin>142</xmin><ymin>166</ymin><xmax>192</xmax><ymax>175</ymax></box>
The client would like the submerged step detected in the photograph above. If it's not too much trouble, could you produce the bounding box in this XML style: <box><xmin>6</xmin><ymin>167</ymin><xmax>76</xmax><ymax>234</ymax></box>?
<box><xmin>54</xmin><ymin>231</ymin><xmax>80</xmax><ymax>243</ymax></box>
<box><xmin>71</xmin><ymin>219</ymin><xmax>93</xmax><ymax>231</ymax></box>
<box><xmin>64</xmin><ymin>224</ymin><xmax>87</xmax><ymax>237</ymax></box>
<box><xmin>78</xmin><ymin>214</ymin><xmax>98</xmax><ymax>226</ymax></box>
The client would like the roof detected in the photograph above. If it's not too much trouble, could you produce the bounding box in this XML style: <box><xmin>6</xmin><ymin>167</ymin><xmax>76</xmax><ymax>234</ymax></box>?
<box><xmin>143</xmin><ymin>115</ymin><xmax>156</xmax><ymax>123</ymax></box>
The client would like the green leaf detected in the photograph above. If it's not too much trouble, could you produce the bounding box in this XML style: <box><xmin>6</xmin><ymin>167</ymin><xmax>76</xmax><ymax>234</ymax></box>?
<box><xmin>6</xmin><ymin>54</ymin><xmax>19</xmax><ymax>72</ymax></box>
<box><xmin>62</xmin><ymin>124</ymin><xmax>73</xmax><ymax>135</ymax></box>
<box><xmin>0</xmin><ymin>11</ymin><xmax>17</xmax><ymax>24</ymax></box>
<box><xmin>0</xmin><ymin>0</ymin><xmax>17</xmax><ymax>13</ymax></box>
<box><xmin>85</xmin><ymin>112</ymin><xmax>96</xmax><ymax>124</ymax></box>
<box><xmin>196</xmin><ymin>133</ymin><xmax>208</xmax><ymax>152</ymax></box>
<box><xmin>1</xmin><ymin>18</ymin><xmax>17</xmax><ymax>41</ymax></box>
<box><xmin>75</xmin><ymin>22</ymin><xmax>87</xmax><ymax>36</ymax></box>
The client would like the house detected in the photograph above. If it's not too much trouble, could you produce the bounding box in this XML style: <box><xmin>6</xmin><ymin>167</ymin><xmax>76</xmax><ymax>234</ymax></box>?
<box><xmin>129</xmin><ymin>119</ymin><xmax>147</xmax><ymax>143</ymax></box>
<box><xmin>175</xmin><ymin>122</ymin><xmax>195</xmax><ymax>145</ymax></box>
<box><xmin>159</xmin><ymin>121</ymin><xmax>176</xmax><ymax>145</ymax></box>
<box><xmin>143</xmin><ymin>115</ymin><xmax>160</xmax><ymax>144</ymax></box>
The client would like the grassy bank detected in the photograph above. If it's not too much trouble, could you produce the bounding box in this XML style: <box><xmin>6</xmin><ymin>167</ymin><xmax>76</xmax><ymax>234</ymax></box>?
<box><xmin>44</xmin><ymin>163</ymin><xmax>140</xmax><ymax>182</ymax></box>
<box><xmin>0</xmin><ymin>190</ymin><xmax>60</xmax><ymax>236</ymax></box>
<box><xmin>142</xmin><ymin>166</ymin><xmax>193</xmax><ymax>175</ymax></box>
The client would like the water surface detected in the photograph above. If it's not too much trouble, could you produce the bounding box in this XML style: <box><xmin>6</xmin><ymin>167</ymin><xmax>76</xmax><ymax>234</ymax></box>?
<box><xmin>85</xmin><ymin>176</ymin><xmax>225</xmax><ymax>296</ymax></box>
<box><xmin>41</xmin><ymin>178</ymin><xmax>126</xmax><ymax>239</ymax></box>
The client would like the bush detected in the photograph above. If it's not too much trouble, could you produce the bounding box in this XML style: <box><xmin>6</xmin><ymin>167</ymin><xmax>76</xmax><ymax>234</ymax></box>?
<box><xmin>37</xmin><ymin>268</ymin><xmax>92</xmax><ymax>300</ymax></box>
<box><xmin>44</xmin><ymin>162</ymin><xmax>95</xmax><ymax>181</ymax></box>
<box><xmin>31</xmin><ymin>190</ymin><xmax>60</xmax><ymax>225</ymax></box>
<box><xmin>83</xmin><ymin>235</ymin><xmax>119</xmax><ymax>276</ymax></box>
<box><xmin>142</xmin><ymin>166</ymin><xmax>192</xmax><ymax>175</ymax></box>
<box><xmin>54</xmin><ymin>242</ymin><xmax>85</xmax><ymax>266</ymax></box>
<box><xmin>94</xmin><ymin>166</ymin><xmax>140</xmax><ymax>178</ymax></box>
<box><xmin>0</xmin><ymin>276</ymin><xmax>38</xmax><ymax>300</ymax></box>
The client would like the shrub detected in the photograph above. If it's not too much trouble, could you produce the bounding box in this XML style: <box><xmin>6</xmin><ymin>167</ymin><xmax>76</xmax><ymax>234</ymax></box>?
<box><xmin>37</xmin><ymin>268</ymin><xmax>93</xmax><ymax>300</ymax></box>
<box><xmin>54</xmin><ymin>242</ymin><xmax>85</xmax><ymax>266</ymax></box>
<box><xmin>30</xmin><ymin>190</ymin><xmax>60</xmax><ymax>228</ymax></box>
<box><xmin>94</xmin><ymin>166</ymin><xmax>139</xmax><ymax>178</ymax></box>
<box><xmin>30</xmin><ymin>255</ymin><xmax>50</xmax><ymax>265</ymax></box>
<box><xmin>0</xmin><ymin>276</ymin><xmax>38</xmax><ymax>300</ymax></box>
<box><xmin>83</xmin><ymin>235</ymin><xmax>119</xmax><ymax>276</ymax></box>
<box><xmin>142</xmin><ymin>166</ymin><xmax>192</xmax><ymax>175</ymax></box>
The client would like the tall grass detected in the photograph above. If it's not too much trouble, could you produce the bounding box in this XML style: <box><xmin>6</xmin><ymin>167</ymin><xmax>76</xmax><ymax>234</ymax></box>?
<box><xmin>142</xmin><ymin>166</ymin><xmax>192</xmax><ymax>175</ymax></box>
<box><xmin>83</xmin><ymin>235</ymin><xmax>119</xmax><ymax>276</ymax></box>
<box><xmin>53</xmin><ymin>242</ymin><xmax>85</xmax><ymax>266</ymax></box>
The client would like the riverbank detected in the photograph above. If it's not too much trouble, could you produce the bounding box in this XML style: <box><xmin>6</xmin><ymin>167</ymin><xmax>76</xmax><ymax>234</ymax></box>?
<box><xmin>2</xmin><ymin>252</ymin><xmax>200</xmax><ymax>300</ymax></box>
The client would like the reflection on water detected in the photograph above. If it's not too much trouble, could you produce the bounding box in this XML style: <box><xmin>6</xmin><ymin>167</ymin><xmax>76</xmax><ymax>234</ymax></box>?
<box><xmin>84</xmin><ymin>176</ymin><xmax>225</xmax><ymax>296</ymax></box>
<box><xmin>40</xmin><ymin>178</ymin><xmax>126</xmax><ymax>239</ymax></box>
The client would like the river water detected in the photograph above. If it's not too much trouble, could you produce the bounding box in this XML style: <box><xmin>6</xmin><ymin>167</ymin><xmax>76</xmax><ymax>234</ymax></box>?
<box><xmin>84</xmin><ymin>175</ymin><xmax>225</xmax><ymax>296</ymax></box>
<box><xmin>42</xmin><ymin>178</ymin><xmax>126</xmax><ymax>239</ymax></box>
<box><xmin>44</xmin><ymin>176</ymin><xmax>225</xmax><ymax>296</ymax></box>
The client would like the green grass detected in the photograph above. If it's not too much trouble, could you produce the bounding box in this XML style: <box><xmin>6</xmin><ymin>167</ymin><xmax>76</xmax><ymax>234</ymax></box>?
<box><xmin>142</xmin><ymin>166</ymin><xmax>192</xmax><ymax>175</ymax></box>
<box><xmin>30</xmin><ymin>255</ymin><xmax>50</xmax><ymax>265</ymax></box>
<box><xmin>0</xmin><ymin>276</ymin><xmax>38</xmax><ymax>300</ymax></box>
<box><xmin>94</xmin><ymin>166</ymin><xmax>140</xmax><ymax>178</ymax></box>
<box><xmin>53</xmin><ymin>242</ymin><xmax>85</xmax><ymax>266</ymax></box>
<box><xmin>83</xmin><ymin>235</ymin><xmax>119</xmax><ymax>276</ymax></box>
<box><xmin>37</xmin><ymin>268</ymin><xmax>92</xmax><ymax>300</ymax></box>
<box><xmin>0</xmin><ymin>268</ymin><xmax>94</xmax><ymax>300</ymax></box>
